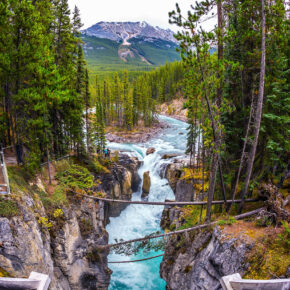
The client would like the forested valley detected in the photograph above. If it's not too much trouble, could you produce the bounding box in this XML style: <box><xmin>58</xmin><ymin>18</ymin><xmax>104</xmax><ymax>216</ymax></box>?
<box><xmin>0</xmin><ymin>0</ymin><xmax>289</xmax><ymax>289</ymax></box>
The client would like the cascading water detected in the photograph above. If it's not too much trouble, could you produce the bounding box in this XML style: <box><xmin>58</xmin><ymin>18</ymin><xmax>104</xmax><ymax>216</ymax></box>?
<box><xmin>107</xmin><ymin>115</ymin><xmax>188</xmax><ymax>290</ymax></box>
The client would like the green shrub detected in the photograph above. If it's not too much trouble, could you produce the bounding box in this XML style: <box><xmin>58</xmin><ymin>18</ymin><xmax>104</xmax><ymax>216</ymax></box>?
<box><xmin>8</xmin><ymin>167</ymin><xmax>33</xmax><ymax>194</ymax></box>
<box><xmin>217</xmin><ymin>216</ymin><xmax>237</xmax><ymax>226</ymax></box>
<box><xmin>0</xmin><ymin>199</ymin><xmax>19</xmax><ymax>218</ymax></box>
<box><xmin>278</xmin><ymin>221</ymin><xmax>290</xmax><ymax>248</ymax></box>
<box><xmin>112</xmin><ymin>151</ymin><xmax>119</xmax><ymax>163</ymax></box>
<box><xmin>178</xmin><ymin>206</ymin><xmax>201</xmax><ymax>230</ymax></box>
<box><xmin>244</xmin><ymin>225</ymin><xmax>290</xmax><ymax>279</ymax></box>
<box><xmin>54</xmin><ymin>159</ymin><xmax>72</xmax><ymax>174</ymax></box>
<box><xmin>0</xmin><ymin>267</ymin><xmax>11</xmax><ymax>277</ymax></box>
<box><xmin>56</xmin><ymin>164</ymin><xmax>94</xmax><ymax>190</ymax></box>
<box><xmin>53</xmin><ymin>185</ymin><xmax>68</xmax><ymax>205</ymax></box>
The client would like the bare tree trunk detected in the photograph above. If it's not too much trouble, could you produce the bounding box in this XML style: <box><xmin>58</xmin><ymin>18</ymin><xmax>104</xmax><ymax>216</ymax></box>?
<box><xmin>227</xmin><ymin>90</ymin><xmax>255</xmax><ymax>214</ymax></box>
<box><xmin>206</xmin><ymin>147</ymin><xmax>219</xmax><ymax>221</ymax></box>
<box><xmin>85</xmin><ymin>101</ymin><xmax>89</xmax><ymax>153</ymax></box>
<box><xmin>240</xmin><ymin>0</ymin><xmax>266</xmax><ymax>212</ymax></box>
<box><xmin>216</xmin><ymin>0</ymin><xmax>227</xmax><ymax>207</ymax></box>
<box><xmin>46</xmin><ymin>145</ymin><xmax>52</xmax><ymax>185</ymax></box>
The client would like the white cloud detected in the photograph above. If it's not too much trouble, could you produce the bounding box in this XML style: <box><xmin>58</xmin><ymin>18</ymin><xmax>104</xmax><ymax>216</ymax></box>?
<box><xmin>68</xmin><ymin>0</ymin><xmax>216</xmax><ymax>32</ymax></box>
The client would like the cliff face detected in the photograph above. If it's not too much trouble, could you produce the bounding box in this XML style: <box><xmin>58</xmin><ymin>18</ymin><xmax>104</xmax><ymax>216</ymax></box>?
<box><xmin>98</xmin><ymin>154</ymin><xmax>141</xmax><ymax>219</ymax></box>
<box><xmin>159</xmin><ymin>160</ymin><xmax>289</xmax><ymax>289</ymax></box>
<box><xmin>160</xmin><ymin>160</ymin><xmax>250</xmax><ymax>290</ymax></box>
<box><xmin>160</xmin><ymin>224</ymin><xmax>252</xmax><ymax>290</ymax></box>
<box><xmin>0</xmin><ymin>154</ymin><xmax>141</xmax><ymax>289</ymax></box>
<box><xmin>0</xmin><ymin>192</ymin><xmax>110</xmax><ymax>289</ymax></box>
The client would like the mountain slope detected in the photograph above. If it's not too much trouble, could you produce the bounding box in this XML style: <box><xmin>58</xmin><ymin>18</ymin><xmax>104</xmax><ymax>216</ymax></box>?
<box><xmin>82</xmin><ymin>21</ymin><xmax>177</xmax><ymax>44</ymax></box>
<box><xmin>81</xmin><ymin>22</ymin><xmax>180</xmax><ymax>77</ymax></box>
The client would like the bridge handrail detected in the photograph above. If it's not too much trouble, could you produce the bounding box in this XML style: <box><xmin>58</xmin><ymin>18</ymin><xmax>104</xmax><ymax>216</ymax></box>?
<box><xmin>220</xmin><ymin>273</ymin><xmax>290</xmax><ymax>290</ymax></box>
<box><xmin>82</xmin><ymin>194</ymin><xmax>259</xmax><ymax>206</ymax></box>
<box><xmin>0</xmin><ymin>150</ymin><xmax>10</xmax><ymax>194</ymax></box>
<box><xmin>96</xmin><ymin>207</ymin><xmax>264</xmax><ymax>249</ymax></box>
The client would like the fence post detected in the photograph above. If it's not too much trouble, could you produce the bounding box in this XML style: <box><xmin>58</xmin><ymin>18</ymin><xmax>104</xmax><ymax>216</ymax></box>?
<box><xmin>0</xmin><ymin>149</ymin><xmax>10</xmax><ymax>194</ymax></box>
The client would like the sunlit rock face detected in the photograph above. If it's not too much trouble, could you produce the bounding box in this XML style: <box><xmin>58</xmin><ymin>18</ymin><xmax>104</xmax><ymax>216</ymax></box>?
<box><xmin>0</xmin><ymin>194</ymin><xmax>110</xmax><ymax>289</ymax></box>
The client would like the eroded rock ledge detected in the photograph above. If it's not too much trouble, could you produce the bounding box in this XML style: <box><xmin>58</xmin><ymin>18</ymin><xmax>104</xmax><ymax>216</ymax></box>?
<box><xmin>0</xmin><ymin>154</ymin><xmax>141</xmax><ymax>290</ymax></box>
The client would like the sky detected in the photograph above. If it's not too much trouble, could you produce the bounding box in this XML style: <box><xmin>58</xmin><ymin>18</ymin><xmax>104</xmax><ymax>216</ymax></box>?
<box><xmin>67</xmin><ymin>0</ymin><xmax>215</xmax><ymax>32</ymax></box>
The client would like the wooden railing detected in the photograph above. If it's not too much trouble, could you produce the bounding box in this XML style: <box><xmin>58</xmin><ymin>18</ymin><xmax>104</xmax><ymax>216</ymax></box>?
<box><xmin>0</xmin><ymin>271</ymin><xmax>50</xmax><ymax>290</ymax></box>
<box><xmin>220</xmin><ymin>273</ymin><xmax>290</xmax><ymax>290</ymax></box>
<box><xmin>83</xmin><ymin>194</ymin><xmax>259</xmax><ymax>206</ymax></box>
<box><xmin>0</xmin><ymin>149</ymin><xmax>10</xmax><ymax>194</ymax></box>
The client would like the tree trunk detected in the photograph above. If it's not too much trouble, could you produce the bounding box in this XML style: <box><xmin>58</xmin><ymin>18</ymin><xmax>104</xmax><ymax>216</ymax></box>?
<box><xmin>227</xmin><ymin>90</ymin><xmax>255</xmax><ymax>214</ymax></box>
<box><xmin>240</xmin><ymin>0</ymin><xmax>266</xmax><ymax>212</ymax></box>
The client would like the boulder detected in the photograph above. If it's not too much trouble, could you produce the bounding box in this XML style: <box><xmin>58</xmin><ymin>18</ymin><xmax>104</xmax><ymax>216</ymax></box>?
<box><xmin>161</xmin><ymin>154</ymin><xmax>178</xmax><ymax>160</ymax></box>
<box><xmin>175</xmin><ymin>179</ymin><xmax>195</xmax><ymax>201</ymax></box>
<box><xmin>142</xmin><ymin>171</ymin><xmax>151</xmax><ymax>198</ymax></box>
<box><xmin>146</xmin><ymin>147</ymin><xmax>156</xmax><ymax>155</ymax></box>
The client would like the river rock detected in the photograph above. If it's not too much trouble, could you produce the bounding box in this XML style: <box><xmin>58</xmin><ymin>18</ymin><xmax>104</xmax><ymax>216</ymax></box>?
<box><xmin>97</xmin><ymin>154</ymin><xmax>142</xmax><ymax>218</ymax></box>
<box><xmin>118</xmin><ymin>154</ymin><xmax>142</xmax><ymax>191</ymax></box>
<box><xmin>146</xmin><ymin>147</ymin><xmax>156</xmax><ymax>155</ymax></box>
<box><xmin>142</xmin><ymin>171</ymin><xmax>151</xmax><ymax>198</ymax></box>
<box><xmin>161</xmin><ymin>154</ymin><xmax>178</xmax><ymax>160</ymax></box>
<box><xmin>175</xmin><ymin>179</ymin><xmax>195</xmax><ymax>201</ymax></box>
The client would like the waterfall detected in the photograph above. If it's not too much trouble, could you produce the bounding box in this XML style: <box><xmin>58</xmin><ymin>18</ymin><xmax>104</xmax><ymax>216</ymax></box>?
<box><xmin>107</xmin><ymin>115</ymin><xmax>188</xmax><ymax>290</ymax></box>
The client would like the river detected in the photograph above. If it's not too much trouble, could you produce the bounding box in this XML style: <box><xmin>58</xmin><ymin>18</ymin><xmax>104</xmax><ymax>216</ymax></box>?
<box><xmin>107</xmin><ymin>115</ymin><xmax>188</xmax><ymax>290</ymax></box>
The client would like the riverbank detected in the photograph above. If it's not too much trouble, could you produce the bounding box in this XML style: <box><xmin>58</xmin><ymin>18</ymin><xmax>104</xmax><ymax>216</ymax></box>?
<box><xmin>158</xmin><ymin>98</ymin><xmax>188</xmax><ymax>123</ymax></box>
<box><xmin>106</xmin><ymin>121</ymin><xmax>170</xmax><ymax>143</ymax></box>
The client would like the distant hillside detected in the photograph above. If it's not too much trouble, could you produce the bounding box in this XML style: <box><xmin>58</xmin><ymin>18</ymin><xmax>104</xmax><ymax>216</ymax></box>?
<box><xmin>81</xmin><ymin>21</ymin><xmax>181</xmax><ymax>78</ymax></box>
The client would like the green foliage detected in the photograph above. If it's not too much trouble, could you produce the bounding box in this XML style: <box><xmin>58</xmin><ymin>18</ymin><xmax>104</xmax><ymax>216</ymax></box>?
<box><xmin>244</xmin><ymin>224</ymin><xmax>290</xmax><ymax>279</ymax></box>
<box><xmin>38</xmin><ymin>216</ymin><xmax>52</xmax><ymax>229</ymax></box>
<box><xmin>112</xmin><ymin>151</ymin><xmax>119</xmax><ymax>163</ymax></box>
<box><xmin>89</xmin><ymin>61</ymin><xmax>184</xmax><ymax>132</ymax></box>
<box><xmin>178</xmin><ymin>206</ymin><xmax>201</xmax><ymax>230</ymax></box>
<box><xmin>56</xmin><ymin>164</ymin><xmax>94</xmax><ymax>190</ymax></box>
<box><xmin>217</xmin><ymin>217</ymin><xmax>237</xmax><ymax>226</ymax></box>
<box><xmin>170</xmin><ymin>0</ymin><xmax>289</xmax><ymax>218</ymax></box>
<box><xmin>0</xmin><ymin>267</ymin><xmax>11</xmax><ymax>278</ymax></box>
<box><xmin>53</xmin><ymin>208</ymin><xmax>64</xmax><ymax>219</ymax></box>
<box><xmin>278</xmin><ymin>222</ymin><xmax>290</xmax><ymax>249</ymax></box>
<box><xmin>0</xmin><ymin>198</ymin><xmax>19</xmax><ymax>218</ymax></box>
<box><xmin>0</xmin><ymin>0</ymin><xmax>87</xmax><ymax>172</ymax></box>
<box><xmin>78</xmin><ymin>154</ymin><xmax>110</xmax><ymax>174</ymax></box>
<box><xmin>7</xmin><ymin>167</ymin><xmax>33</xmax><ymax>194</ymax></box>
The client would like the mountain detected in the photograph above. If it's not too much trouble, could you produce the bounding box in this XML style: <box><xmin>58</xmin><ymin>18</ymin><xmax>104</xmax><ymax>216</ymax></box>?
<box><xmin>81</xmin><ymin>22</ymin><xmax>180</xmax><ymax>76</ymax></box>
<box><xmin>82</xmin><ymin>21</ymin><xmax>177</xmax><ymax>44</ymax></box>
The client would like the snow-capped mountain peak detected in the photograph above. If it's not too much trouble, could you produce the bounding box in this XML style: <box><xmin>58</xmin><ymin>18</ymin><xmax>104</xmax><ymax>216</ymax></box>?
<box><xmin>82</xmin><ymin>21</ymin><xmax>177</xmax><ymax>44</ymax></box>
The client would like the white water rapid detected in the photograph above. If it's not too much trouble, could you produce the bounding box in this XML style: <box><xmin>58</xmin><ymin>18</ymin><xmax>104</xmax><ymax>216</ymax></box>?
<box><xmin>107</xmin><ymin>115</ymin><xmax>188</xmax><ymax>290</ymax></box>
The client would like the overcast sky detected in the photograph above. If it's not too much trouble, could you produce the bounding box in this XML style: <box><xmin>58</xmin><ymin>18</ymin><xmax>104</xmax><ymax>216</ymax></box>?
<box><xmin>67</xmin><ymin>0</ymin><xmax>215</xmax><ymax>32</ymax></box>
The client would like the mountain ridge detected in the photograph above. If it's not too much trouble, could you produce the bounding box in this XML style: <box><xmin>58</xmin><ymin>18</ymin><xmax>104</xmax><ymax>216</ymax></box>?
<box><xmin>82</xmin><ymin>21</ymin><xmax>177</xmax><ymax>45</ymax></box>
